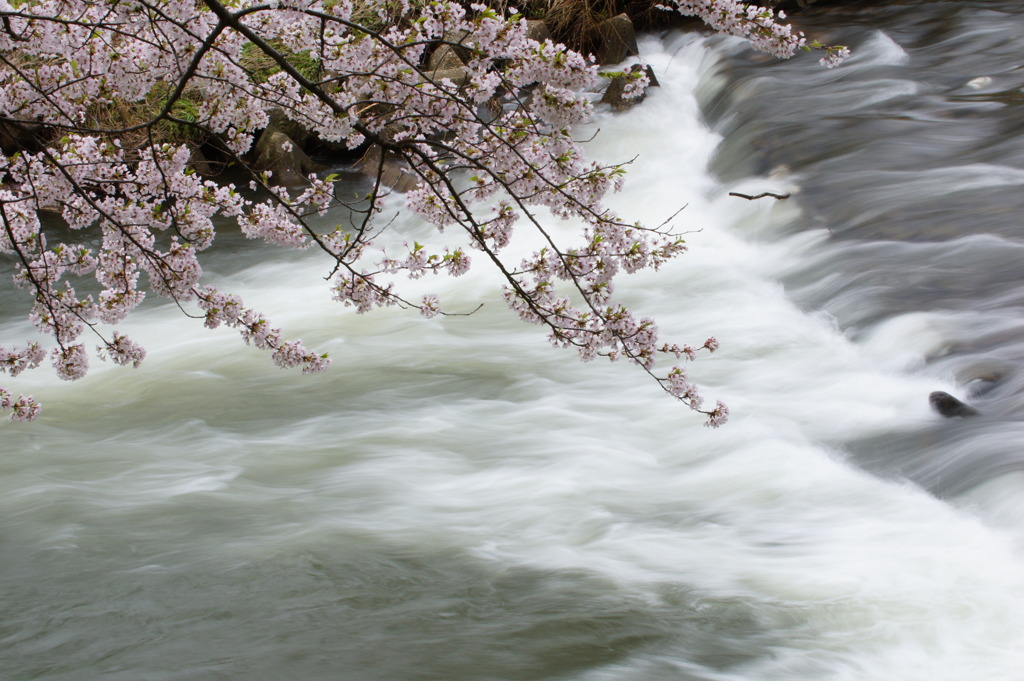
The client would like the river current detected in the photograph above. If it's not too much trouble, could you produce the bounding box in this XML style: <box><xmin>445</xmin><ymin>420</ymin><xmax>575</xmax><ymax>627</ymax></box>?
<box><xmin>4</xmin><ymin>2</ymin><xmax>1024</xmax><ymax>679</ymax></box>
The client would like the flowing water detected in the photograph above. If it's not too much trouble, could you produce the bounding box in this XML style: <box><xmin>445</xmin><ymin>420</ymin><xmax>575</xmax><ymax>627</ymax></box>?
<box><xmin>5</xmin><ymin>2</ymin><xmax>1024</xmax><ymax>679</ymax></box>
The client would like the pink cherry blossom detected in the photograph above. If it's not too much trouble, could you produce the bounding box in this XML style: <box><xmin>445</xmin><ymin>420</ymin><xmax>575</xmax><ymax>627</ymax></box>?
<box><xmin>0</xmin><ymin>0</ymin><xmax>837</xmax><ymax>422</ymax></box>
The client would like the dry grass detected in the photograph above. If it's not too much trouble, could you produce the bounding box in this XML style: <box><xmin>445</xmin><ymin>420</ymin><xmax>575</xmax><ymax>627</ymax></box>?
<box><xmin>82</xmin><ymin>85</ymin><xmax>208</xmax><ymax>152</ymax></box>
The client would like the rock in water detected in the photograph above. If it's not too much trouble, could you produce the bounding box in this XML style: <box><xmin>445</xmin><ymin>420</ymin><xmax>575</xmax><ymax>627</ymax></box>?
<box><xmin>929</xmin><ymin>391</ymin><xmax>980</xmax><ymax>418</ymax></box>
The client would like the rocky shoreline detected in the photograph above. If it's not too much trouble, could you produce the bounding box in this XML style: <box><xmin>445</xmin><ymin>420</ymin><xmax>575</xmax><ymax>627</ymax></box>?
<box><xmin>243</xmin><ymin>11</ymin><xmax>663</xmax><ymax>190</ymax></box>
<box><xmin>0</xmin><ymin>1</ymin><xmax>864</xmax><ymax>189</ymax></box>
<box><xmin>208</xmin><ymin>0</ymin><xmax>869</xmax><ymax>188</ymax></box>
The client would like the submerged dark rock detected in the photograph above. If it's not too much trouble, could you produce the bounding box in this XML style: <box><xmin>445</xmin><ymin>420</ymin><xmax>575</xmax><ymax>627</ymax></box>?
<box><xmin>929</xmin><ymin>391</ymin><xmax>980</xmax><ymax>418</ymax></box>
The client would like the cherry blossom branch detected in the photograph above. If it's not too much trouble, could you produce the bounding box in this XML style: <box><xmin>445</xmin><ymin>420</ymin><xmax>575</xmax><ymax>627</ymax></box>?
<box><xmin>0</xmin><ymin>0</ymin><xmax>837</xmax><ymax>423</ymax></box>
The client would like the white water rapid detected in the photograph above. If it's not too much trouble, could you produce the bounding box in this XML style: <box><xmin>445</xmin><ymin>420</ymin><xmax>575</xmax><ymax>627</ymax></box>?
<box><xmin>4</xmin><ymin>20</ymin><xmax>1024</xmax><ymax>681</ymax></box>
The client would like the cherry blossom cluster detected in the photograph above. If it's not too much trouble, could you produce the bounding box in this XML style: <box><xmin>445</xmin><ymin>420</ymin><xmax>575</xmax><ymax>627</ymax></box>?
<box><xmin>0</xmin><ymin>342</ymin><xmax>46</xmax><ymax>377</ymax></box>
<box><xmin>195</xmin><ymin>286</ymin><xmax>329</xmax><ymax>373</ymax></box>
<box><xmin>0</xmin><ymin>0</ymin><xmax>835</xmax><ymax>423</ymax></box>
<box><xmin>0</xmin><ymin>388</ymin><xmax>40</xmax><ymax>422</ymax></box>
<box><xmin>622</xmin><ymin>69</ymin><xmax>652</xmax><ymax>101</ymax></box>
<box><xmin>657</xmin><ymin>0</ymin><xmax>847</xmax><ymax>65</ymax></box>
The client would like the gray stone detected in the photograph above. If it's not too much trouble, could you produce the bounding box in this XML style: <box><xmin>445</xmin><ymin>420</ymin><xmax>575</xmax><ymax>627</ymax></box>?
<box><xmin>265</xmin><ymin>107</ymin><xmax>316</xmax><ymax>148</ymax></box>
<box><xmin>524</xmin><ymin>19</ymin><xmax>551</xmax><ymax>44</ymax></box>
<box><xmin>595</xmin><ymin>14</ymin><xmax>639</xmax><ymax>66</ymax></box>
<box><xmin>253</xmin><ymin>130</ymin><xmax>317</xmax><ymax>186</ymax></box>
<box><xmin>429</xmin><ymin>30</ymin><xmax>472</xmax><ymax>71</ymax></box>
<box><xmin>427</xmin><ymin>66</ymin><xmax>472</xmax><ymax>89</ymax></box>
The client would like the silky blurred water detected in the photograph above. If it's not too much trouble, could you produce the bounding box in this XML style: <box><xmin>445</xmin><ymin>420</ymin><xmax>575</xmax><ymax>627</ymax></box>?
<box><xmin>5</xmin><ymin>2</ymin><xmax>1024</xmax><ymax>679</ymax></box>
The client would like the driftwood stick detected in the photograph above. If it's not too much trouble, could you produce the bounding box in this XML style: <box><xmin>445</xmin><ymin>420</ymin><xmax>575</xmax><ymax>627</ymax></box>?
<box><xmin>728</xmin><ymin>191</ymin><xmax>791</xmax><ymax>200</ymax></box>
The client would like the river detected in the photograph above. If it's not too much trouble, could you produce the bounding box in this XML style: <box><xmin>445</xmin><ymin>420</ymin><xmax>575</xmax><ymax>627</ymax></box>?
<box><xmin>4</xmin><ymin>1</ymin><xmax>1024</xmax><ymax>679</ymax></box>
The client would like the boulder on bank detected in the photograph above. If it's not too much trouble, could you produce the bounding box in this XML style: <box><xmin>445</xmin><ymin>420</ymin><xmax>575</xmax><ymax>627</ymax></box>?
<box><xmin>426</xmin><ymin>66</ymin><xmax>472</xmax><ymax>89</ymax></box>
<box><xmin>594</xmin><ymin>14</ymin><xmax>640</xmax><ymax>66</ymax></box>
<box><xmin>429</xmin><ymin>29</ymin><xmax>473</xmax><ymax>71</ymax></box>
<box><xmin>253</xmin><ymin>130</ymin><xmax>317</xmax><ymax>186</ymax></box>
<box><xmin>524</xmin><ymin>19</ymin><xmax>551</xmax><ymax>44</ymax></box>
<box><xmin>265</xmin><ymin>107</ymin><xmax>317</xmax><ymax>149</ymax></box>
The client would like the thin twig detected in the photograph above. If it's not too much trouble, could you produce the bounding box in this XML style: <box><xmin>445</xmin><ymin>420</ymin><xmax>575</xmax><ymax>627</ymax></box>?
<box><xmin>728</xmin><ymin>191</ymin><xmax>790</xmax><ymax>200</ymax></box>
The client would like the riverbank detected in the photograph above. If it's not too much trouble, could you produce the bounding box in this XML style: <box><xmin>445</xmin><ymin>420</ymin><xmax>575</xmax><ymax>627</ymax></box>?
<box><xmin>218</xmin><ymin>0</ymin><xmax>859</xmax><ymax>185</ymax></box>
<box><xmin>9</xmin><ymin>1</ymin><xmax>860</xmax><ymax>164</ymax></box>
